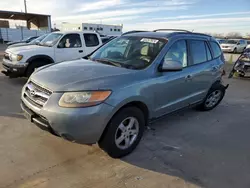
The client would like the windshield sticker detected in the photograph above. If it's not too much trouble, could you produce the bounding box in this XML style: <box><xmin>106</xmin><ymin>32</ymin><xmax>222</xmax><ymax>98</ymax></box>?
<box><xmin>140</xmin><ymin>38</ymin><xmax>159</xmax><ymax>44</ymax></box>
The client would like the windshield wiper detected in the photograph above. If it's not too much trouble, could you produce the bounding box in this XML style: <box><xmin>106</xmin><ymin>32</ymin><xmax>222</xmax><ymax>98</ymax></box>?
<box><xmin>94</xmin><ymin>58</ymin><xmax>122</xmax><ymax>67</ymax></box>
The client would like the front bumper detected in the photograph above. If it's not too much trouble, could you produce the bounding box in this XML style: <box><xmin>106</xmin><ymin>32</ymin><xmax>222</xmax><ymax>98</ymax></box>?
<box><xmin>221</xmin><ymin>48</ymin><xmax>234</xmax><ymax>52</ymax></box>
<box><xmin>21</xmin><ymin>89</ymin><xmax>115</xmax><ymax>144</ymax></box>
<box><xmin>2</xmin><ymin>59</ymin><xmax>28</xmax><ymax>76</ymax></box>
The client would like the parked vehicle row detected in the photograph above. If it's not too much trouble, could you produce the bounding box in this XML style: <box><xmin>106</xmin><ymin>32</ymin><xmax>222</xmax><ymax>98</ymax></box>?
<box><xmin>2</xmin><ymin>31</ymin><xmax>102</xmax><ymax>77</ymax></box>
<box><xmin>219</xmin><ymin>39</ymin><xmax>248</xmax><ymax>53</ymax></box>
<box><xmin>6</xmin><ymin>36</ymin><xmax>39</xmax><ymax>46</ymax></box>
<box><xmin>7</xmin><ymin>34</ymin><xmax>48</xmax><ymax>49</ymax></box>
<box><xmin>2</xmin><ymin>29</ymin><xmax>228</xmax><ymax>158</ymax></box>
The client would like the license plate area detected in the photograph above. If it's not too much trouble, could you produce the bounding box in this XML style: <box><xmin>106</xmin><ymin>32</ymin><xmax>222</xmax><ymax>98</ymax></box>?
<box><xmin>23</xmin><ymin>108</ymin><xmax>35</xmax><ymax>121</ymax></box>
<box><xmin>21</xmin><ymin>102</ymin><xmax>35</xmax><ymax>121</ymax></box>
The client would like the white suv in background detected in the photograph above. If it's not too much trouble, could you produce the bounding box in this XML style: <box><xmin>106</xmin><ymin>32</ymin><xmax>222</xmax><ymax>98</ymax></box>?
<box><xmin>246</xmin><ymin>41</ymin><xmax>250</xmax><ymax>49</ymax></box>
<box><xmin>2</xmin><ymin>31</ymin><xmax>102</xmax><ymax>78</ymax></box>
<box><xmin>221</xmin><ymin>39</ymin><xmax>248</xmax><ymax>53</ymax></box>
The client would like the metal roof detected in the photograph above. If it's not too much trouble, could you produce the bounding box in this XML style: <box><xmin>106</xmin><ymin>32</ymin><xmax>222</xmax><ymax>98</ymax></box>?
<box><xmin>0</xmin><ymin>10</ymin><xmax>50</xmax><ymax>20</ymax></box>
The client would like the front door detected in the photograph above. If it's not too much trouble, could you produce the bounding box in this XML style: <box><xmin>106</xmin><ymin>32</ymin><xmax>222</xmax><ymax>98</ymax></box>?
<box><xmin>153</xmin><ymin>39</ymin><xmax>195</xmax><ymax>117</ymax></box>
<box><xmin>55</xmin><ymin>33</ymin><xmax>84</xmax><ymax>63</ymax></box>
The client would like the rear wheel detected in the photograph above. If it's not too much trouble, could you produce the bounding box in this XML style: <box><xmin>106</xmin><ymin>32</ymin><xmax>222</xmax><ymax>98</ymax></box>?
<box><xmin>98</xmin><ymin>107</ymin><xmax>145</xmax><ymax>158</ymax></box>
<box><xmin>197</xmin><ymin>84</ymin><xmax>226</xmax><ymax>111</ymax></box>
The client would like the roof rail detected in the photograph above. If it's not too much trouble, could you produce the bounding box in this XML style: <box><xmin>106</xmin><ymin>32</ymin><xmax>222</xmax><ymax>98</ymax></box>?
<box><xmin>153</xmin><ymin>29</ymin><xmax>191</xmax><ymax>33</ymax></box>
<box><xmin>122</xmin><ymin>30</ymin><xmax>148</xmax><ymax>35</ymax></box>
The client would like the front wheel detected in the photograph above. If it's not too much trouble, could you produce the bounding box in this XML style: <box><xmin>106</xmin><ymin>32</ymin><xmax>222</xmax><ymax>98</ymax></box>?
<box><xmin>98</xmin><ymin>107</ymin><xmax>145</xmax><ymax>158</ymax></box>
<box><xmin>25</xmin><ymin>60</ymin><xmax>48</xmax><ymax>77</ymax></box>
<box><xmin>233</xmin><ymin>48</ymin><xmax>237</xmax><ymax>53</ymax></box>
<box><xmin>197</xmin><ymin>84</ymin><xmax>226</xmax><ymax>111</ymax></box>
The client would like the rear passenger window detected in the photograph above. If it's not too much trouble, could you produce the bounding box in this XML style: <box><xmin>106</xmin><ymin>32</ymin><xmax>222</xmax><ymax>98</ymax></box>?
<box><xmin>189</xmin><ymin>40</ymin><xmax>207</xmax><ymax>65</ymax></box>
<box><xmin>205</xmin><ymin>42</ymin><xmax>212</xmax><ymax>61</ymax></box>
<box><xmin>209</xmin><ymin>41</ymin><xmax>222</xmax><ymax>58</ymax></box>
<box><xmin>83</xmin><ymin>34</ymin><xmax>99</xmax><ymax>47</ymax></box>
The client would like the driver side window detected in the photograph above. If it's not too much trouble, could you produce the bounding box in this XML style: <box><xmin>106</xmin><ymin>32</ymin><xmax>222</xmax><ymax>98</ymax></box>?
<box><xmin>58</xmin><ymin>34</ymin><xmax>82</xmax><ymax>48</ymax></box>
<box><xmin>164</xmin><ymin>40</ymin><xmax>188</xmax><ymax>68</ymax></box>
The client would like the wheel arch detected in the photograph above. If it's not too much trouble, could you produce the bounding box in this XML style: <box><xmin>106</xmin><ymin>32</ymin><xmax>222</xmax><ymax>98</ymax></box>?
<box><xmin>27</xmin><ymin>55</ymin><xmax>55</xmax><ymax>64</ymax></box>
<box><xmin>99</xmin><ymin>100</ymin><xmax>150</xmax><ymax>142</ymax></box>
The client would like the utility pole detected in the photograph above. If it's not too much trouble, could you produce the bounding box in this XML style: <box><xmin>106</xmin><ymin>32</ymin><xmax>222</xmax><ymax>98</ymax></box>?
<box><xmin>24</xmin><ymin>0</ymin><xmax>27</xmax><ymax>13</ymax></box>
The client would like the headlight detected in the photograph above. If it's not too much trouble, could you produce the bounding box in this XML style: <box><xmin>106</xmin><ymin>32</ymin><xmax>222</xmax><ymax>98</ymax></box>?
<box><xmin>10</xmin><ymin>54</ymin><xmax>23</xmax><ymax>61</ymax></box>
<box><xmin>59</xmin><ymin>91</ymin><xmax>112</xmax><ymax>108</ymax></box>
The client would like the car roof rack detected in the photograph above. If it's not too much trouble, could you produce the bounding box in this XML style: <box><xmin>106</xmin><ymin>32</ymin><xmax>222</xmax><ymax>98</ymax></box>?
<box><xmin>122</xmin><ymin>30</ymin><xmax>148</xmax><ymax>35</ymax></box>
<box><xmin>153</xmin><ymin>29</ymin><xmax>191</xmax><ymax>33</ymax></box>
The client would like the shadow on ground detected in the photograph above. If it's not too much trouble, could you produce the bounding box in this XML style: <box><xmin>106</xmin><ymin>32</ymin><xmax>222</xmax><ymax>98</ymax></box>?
<box><xmin>122</xmin><ymin>98</ymin><xmax>250</xmax><ymax>188</ymax></box>
<box><xmin>0</xmin><ymin>74</ymin><xmax>27</xmax><ymax>119</ymax></box>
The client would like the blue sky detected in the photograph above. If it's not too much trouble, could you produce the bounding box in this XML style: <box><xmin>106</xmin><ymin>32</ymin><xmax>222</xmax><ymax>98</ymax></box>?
<box><xmin>1</xmin><ymin>0</ymin><xmax>250</xmax><ymax>34</ymax></box>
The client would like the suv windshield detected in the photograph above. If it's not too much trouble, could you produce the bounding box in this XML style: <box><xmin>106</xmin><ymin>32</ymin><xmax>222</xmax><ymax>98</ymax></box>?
<box><xmin>39</xmin><ymin>33</ymin><xmax>63</xmax><ymax>47</ymax></box>
<box><xmin>90</xmin><ymin>36</ymin><xmax>166</xmax><ymax>70</ymax></box>
<box><xmin>226</xmin><ymin>40</ymin><xmax>238</xmax><ymax>44</ymax></box>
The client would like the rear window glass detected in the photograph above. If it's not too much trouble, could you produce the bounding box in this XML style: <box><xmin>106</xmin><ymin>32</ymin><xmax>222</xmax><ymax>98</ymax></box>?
<box><xmin>83</xmin><ymin>34</ymin><xmax>99</xmax><ymax>47</ymax></box>
<box><xmin>209</xmin><ymin>41</ymin><xmax>222</xmax><ymax>58</ymax></box>
<box><xmin>189</xmin><ymin>40</ymin><xmax>207</xmax><ymax>65</ymax></box>
<box><xmin>205</xmin><ymin>42</ymin><xmax>212</xmax><ymax>61</ymax></box>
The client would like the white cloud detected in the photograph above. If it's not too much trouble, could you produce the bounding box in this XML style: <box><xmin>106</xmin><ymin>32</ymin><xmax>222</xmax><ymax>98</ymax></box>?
<box><xmin>55</xmin><ymin>6</ymin><xmax>189</xmax><ymax>22</ymax></box>
<box><xmin>0</xmin><ymin>0</ymin><xmax>249</xmax><ymax>34</ymax></box>
<box><xmin>123</xmin><ymin>17</ymin><xmax>250</xmax><ymax>34</ymax></box>
<box><xmin>76</xmin><ymin>0</ymin><xmax>124</xmax><ymax>12</ymax></box>
<box><xmin>75</xmin><ymin>0</ymin><xmax>195</xmax><ymax>12</ymax></box>
<box><xmin>150</xmin><ymin>11</ymin><xmax>250</xmax><ymax>21</ymax></box>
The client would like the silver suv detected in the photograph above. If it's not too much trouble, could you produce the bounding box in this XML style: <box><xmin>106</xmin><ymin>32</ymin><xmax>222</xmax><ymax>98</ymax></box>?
<box><xmin>21</xmin><ymin>29</ymin><xmax>228</xmax><ymax>158</ymax></box>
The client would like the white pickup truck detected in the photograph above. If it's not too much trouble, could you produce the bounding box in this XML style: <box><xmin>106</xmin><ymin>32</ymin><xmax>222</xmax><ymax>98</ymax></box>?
<box><xmin>2</xmin><ymin>31</ymin><xmax>102</xmax><ymax>77</ymax></box>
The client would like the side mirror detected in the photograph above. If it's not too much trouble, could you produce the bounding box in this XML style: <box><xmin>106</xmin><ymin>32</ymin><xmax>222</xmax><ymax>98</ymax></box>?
<box><xmin>159</xmin><ymin>60</ymin><xmax>183</xmax><ymax>72</ymax></box>
<box><xmin>58</xmin><ymin>42</ymin><xmax>64</xmax><ymax>48</ymax></box>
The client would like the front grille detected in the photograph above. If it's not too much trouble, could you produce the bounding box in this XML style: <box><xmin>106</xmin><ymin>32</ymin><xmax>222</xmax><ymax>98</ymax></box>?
<box><xmin>24</xmin><ymin>81</ymin><xmax>52</xmax><ymax>108</ymax></box>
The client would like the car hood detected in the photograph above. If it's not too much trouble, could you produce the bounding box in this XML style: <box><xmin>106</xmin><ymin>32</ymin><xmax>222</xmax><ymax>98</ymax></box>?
<box><xmin>6</xmin><ymin>45</ymin><xmax>49</xmax><ymax>54</ymax></box>
<box><xmin>8</xmin><ymin>43</ymin><xmax>31</xmax><ymax>49</ymax></box>
<box><xmin>31</xmin><ymin>59</ymin><xmax>140</xmax><ymax>92</ymax></box>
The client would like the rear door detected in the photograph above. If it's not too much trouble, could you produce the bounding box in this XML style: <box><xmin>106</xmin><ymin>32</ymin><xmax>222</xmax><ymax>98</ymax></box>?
<box><xmin>54</xmin><ymin>33</ymin><xmax>84</xmax><ymax>63</ymax></box>
<box><xmin>186</xmin><ymin>39</ymin><xmax>218</xmax><ymax>102</ymax></box>
<box><xmin>82</xmin><ymin>33</ymin><xmax>102</xmax><ymax>55</ymax></box>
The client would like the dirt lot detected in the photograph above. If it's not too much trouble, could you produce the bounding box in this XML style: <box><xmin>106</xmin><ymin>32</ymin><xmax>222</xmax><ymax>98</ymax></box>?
<box><xmin>0</xmin><ymin>45</ymin><xmax>250</xmax><ymax>188</ymax></box>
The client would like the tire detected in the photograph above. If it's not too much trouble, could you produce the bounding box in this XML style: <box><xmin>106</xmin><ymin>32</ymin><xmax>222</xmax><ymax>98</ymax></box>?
<box><xmin>239</xmin><ymin>73</ymin><xmax>245</xmax><ymax>77</ymax></box>
<box><xmin>98</xmin><ymin>107</ymin><xmax>145</xmax><ymax>158</ymax></box>
<box><xmin>25</xmin><ymin>60</ymin><xmax>47</xmax><ymax>77</ymax></box>
<box><xmin>233</xmin><ymin>48</ymin><xmax>237</xmax><ymax>54</ymax></box>
<box><xmin>197</xmin><ymin>84</ymin><xmax>226</xmax><ymax>111</ymax></box>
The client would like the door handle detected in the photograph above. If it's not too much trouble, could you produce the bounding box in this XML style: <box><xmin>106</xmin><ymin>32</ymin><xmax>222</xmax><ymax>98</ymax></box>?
<box><xmin>212</xmin><ymin>66</ymin><xmax>219</xmax><ymax>71</ymax></box>
<box><xmin>185</xmin><ymin>75</ymin><xmax>192</xmax><ymax>81</ymax></box>
<box><xmin>79</xmin><ymin>50</ymin><xmax>83</xmax><ymax>53</ymax></box>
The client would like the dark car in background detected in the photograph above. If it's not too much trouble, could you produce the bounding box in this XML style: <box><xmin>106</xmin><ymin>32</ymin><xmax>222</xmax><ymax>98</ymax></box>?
<box><xmin>101</xmin><ymin>36</ymin><xmax>117</xmax><ymax>44</ymax></box>
<box><xmin>6</xmin><ymin>36</ymin><xmax>39</xmax><ymax>46</ymax></box>
<box><xmin>7</xmin><ymin>34</ymin><xmax>48</xmax><ymax>49</ymax></box>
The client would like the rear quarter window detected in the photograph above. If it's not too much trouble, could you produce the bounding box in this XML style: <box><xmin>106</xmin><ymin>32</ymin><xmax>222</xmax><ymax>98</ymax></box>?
<box><xmin>209</xmin><ymin>41</ymin><xmax>222</xmax><ymax>58</ymax></box>
<box><xmin>84</xmin><ymin>33</ymin><xmax>100</xmax><ymax>47</ymax></box>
